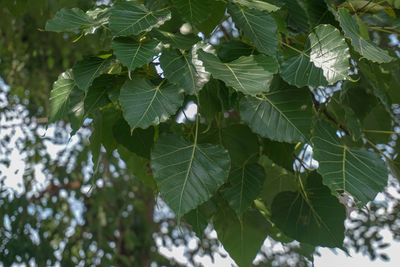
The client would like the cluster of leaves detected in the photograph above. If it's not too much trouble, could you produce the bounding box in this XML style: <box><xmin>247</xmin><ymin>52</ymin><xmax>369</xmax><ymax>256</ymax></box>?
<box><xmin>10</xmin><ymin>0</ymin><xmax>400</xmax><ymax>265</ymax></box>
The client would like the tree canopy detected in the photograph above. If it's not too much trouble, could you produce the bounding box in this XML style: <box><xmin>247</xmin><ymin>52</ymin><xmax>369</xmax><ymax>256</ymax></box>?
<box><xmin>1</xmin><ymin>0</ymin><xmax>400</xmax><ymax>266</ymax></box>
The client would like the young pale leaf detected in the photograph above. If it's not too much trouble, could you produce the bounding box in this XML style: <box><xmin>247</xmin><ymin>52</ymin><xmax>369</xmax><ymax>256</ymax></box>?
<box><xmin>45</xmin><ymin>8</ymin><xmax>94</xmax><ymax>32</ymax></box>
<box><xmin>338</xmin><ymin>8</ymin><xmax>394</xmax><ymax>63</ymax></box>
<box><xmin>271</xmin><ymin>172</ymin><xmax>346</xmax><ymax>248</ymax></box>
<box><xmin>49</xmin><ymin>70</ymin><xmax>79</xmax><ymax>123</ymax></box>
<box><xmin>72</xmin><ymin>56</ymin><xmax>111</xmax><ymax>93</ymax></box>
<box><xmin>240</xmin><ymin>89</ymin><xmax>312</xmax><ymax>143</ymax></box>
<box><xmin>151</xmin><ymin>134</ymin><xmax>230</xmax><ymax>219</ymax></box>
<box><xmin>222</xmin><ymin>163</ymin><xmax>266</xmax><ymax>215</ymax></box>
<box><xmin>280</xmin><ymin>53</ymin><xmax>328</xmax><ymax>88</ymax></box>
<box><xmin>213</xmin><ymin>203</ymin><xmax>271</xmax><ymax>267</ymax></box>
<box><xmin>112</xmin><ymin>38</ymin><xmax>160</xmax><ymax>72</ymax></box>
<box><xmin>109</xmin><ymin>1</ymin><xmax>171</xmax><ymax>36</ymax></box>
<box><xmin>231</xmin><ymin>0</ymin><xmax>280</xmax><ymax>12</ymax></box>
<box><xmin>198</xmin><ymin>50</ymin><xmax>278</xmax><ymax>95</ymax></box>
<box><xmin>119</xmin><ymin>78</ymin><xmax>184</xmax><ymax>129</ymax></box>
<box><xmin>312</xmin><ymin>120</ymin><xmax>388</xmax><ymax>204</ymax></box>
<box><xmin>228</xmin><ymin>3</ymin><xmax>278</xmax><ymax>56</ymax></box>
<box><xmin>160</xmin><ymin>49</ymin><xmax>200</xmax><ymax>94</ymax></box>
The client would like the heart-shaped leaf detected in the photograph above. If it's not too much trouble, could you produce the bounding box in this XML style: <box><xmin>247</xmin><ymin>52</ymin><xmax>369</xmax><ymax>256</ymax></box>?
<box><xmin>271</xmin><ymin>172</ymin><xmax>346</xmax><ymax>247</ymax></box>
<box><xmin>151</xmin><ymin>134</ymin><xmax>230</xmax><ymax>219</ymax></box>
<box><xmin>119</xmin><ymin>78</ymin><xmax>184</xmax><ymax>129</ymax></box>
<box><xmin>198</xmin><ymin>50</ymin><xmax>278</xmax><ymax>95</ymax></box>
<box><xmin>312</xmin><ymin>120</ymin><xmax>388</xmax><ymax>204</ymax></box>
<box><xmin>110</xmin><ymin>1</ymin><xmax>171</xmax><ymax>36</ymax></box>
<box><xmin>240</xmin><ymin>88</ymin><xmax>312</xmax><ymax>143</ymax></box>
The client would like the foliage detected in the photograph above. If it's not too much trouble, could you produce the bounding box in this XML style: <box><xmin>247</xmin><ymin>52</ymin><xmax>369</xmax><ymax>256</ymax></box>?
<box><xmin>2</xmin><ymin>0</ymin><xmax>400</xmax><ymax>266</ymax></box>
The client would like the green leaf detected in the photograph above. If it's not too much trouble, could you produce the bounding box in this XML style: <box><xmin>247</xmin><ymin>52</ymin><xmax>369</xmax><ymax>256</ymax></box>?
<box><xmin>172</xmin><ymin>0</ymin><xmax>214</xmax><ymax>25</ymax></box>
<box><xmin>109</xmin><ymin>1</ymin><xmax>171</xmax><ymax>36</ymax></box>
<box><xmin>118</xmin><ymin>145</ymin><xmax>157</xmax><ymax>190</ymax></box>
<box><xmin>358</xmin><ymin>61</ymin><xmax>400</xmax><ymax>125</ymax></box>
<box><xmin>184</xmin><ymin>200</ymin><xmax>217</xmax><ymax>238</ymax></box>
<box><xmin>82</xmin><ymin>6</ymin><xmax>111</xmax><ymax>35</ymax></box>
<box><xmin>119</xmin><ymin>78</ymin><xmax>184</xmax><ymax>129</ymax></box>
<box><xmin>271</xmin><ymin>172</ymin><xmax>346</xmax><ymax>247</ymax></box>
<box><xmin>113</xmin><ymin>118</ymin><xmax>154</xmax><ymax>159</ymax></box>
<box><xmin>259</xmin><ymin>156</ymin><xmax>297</xmax><ymax>208</ymax></box>
<box><xmin>160</xmin><ymin>49</ymin><xmax>200</xmax><ymax>94</ymax></box>
<box><xmin>99</xmin><ymin>107</ymin><xmax>120</xmax><ymax>153</ymax></box>
<box><xmin>49</xmin><ymin>70</ymin><xmax>79</xmax><ymax>123</ymax></box>
<box><xmin>309</xmin><ymin>24</ymin><xmax>351</xmax><ymax>84</ymax></box>
<box><xmin>198</xmin><ymin>79</ymin><xmax>223</xmax><ymax>122</ymax></box>
<box><xmin>222</xmin><ymin>163</ymin><xmax>266</xmax><ymax>215</ymax></box>
<box><xmin>68</xmin><ymin>88</ymin><xmax>85</xmax><ymax>134</ymax></box>
<box><xmin>327</xmin><ymin>93</ymin><xmax>362</xmax><ymax>141</ymax></box>
<box><xmin>150</xmin><ymin>30</ymin><xmax>201</xmax><ymax>50</ymax></box>
<box><xmin>72</xmin><ymin>56</ymin><xmax>111</xmax><ymax>93</ymax></box>
<box><xmin>312</xmin><ymin>120</ymin><xmax>388</xmax><ymax>204</ymax></box>
<box><xmin>362</xmin><ymin>106</ymin><xmax>392</xmax><ymax>144</ymax></box>
<box><xmin>213</xmin><ymin>203</ymin><xmax>271</xmax><ymax>267</ymax></box>
<box><xmin>194</xmin><ymin>1</ymin><xmax>226</xmax><ymax>35</ymax></box>
<box><xmin>262</xmin><ymin>139</ymin><xmax>295</xmax><ymax>171</ymax></box>
<box><xmin>198</xmin><ymin>50</ymin><xmax>278</xmax><ymax>95</ymax></box>
<box><xmin>228</xmin><ymin>3</ymin><xmax>278</xmax><ymax>56</ymax></box>
<box><xmin>240</xmin><ymin>88</ymin><xmax>312</xmax><ymax>143</ymax></box>
<box><xmin>45</xmin><ymin>8</ymin><xmax>94</xmax><ymax>33</ymax></box>
<box><xmin>83</xmin><ymin>75</ymin><xmax>112</xmax><ymax>116</ymax></box>
<box><xmin>230</xmin><ymin>0</ymin><xmax>280</xmax><ymax>12</ymax></box>
<box><xmin>280</xmin><ymin>53</ymin><xmax>328</xmax><ymax>88</ymax></box>
<box><xmin>151</xmin><ymin>134</ymin><xmax>230</xmax><ymax>218</ymax></box>
<box><xmin>221</xmin><ymin>124</ymin><xmax>260</xmax><ymax>166</ymax></box>
<box><xmin>89</xmin><ymin>112</ymin><xmax>103</xmax><ymax>174</ymax></box>
<box><xmin>218</xmin><ymin>40</ymin><xmax>254</xmax><ymax>62</ymax></box>
<box><xmin>112</xmin><ymin>38</ymin><xmax>160</xmax><ymax>72</ymax></box>
<box><xmin>285</xmin><ymin>0</ymin><xmax>310</xmax><ymax>32</ymax></box>
<box><xmin>285</xmin><ymin>0</ymin><xmax>332</xmax><ymax>32</ymax></box>
<box><xmin>338</xmin><ymin>8</ymin><xmax>394</xmax><ymax>63</ymax></box>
